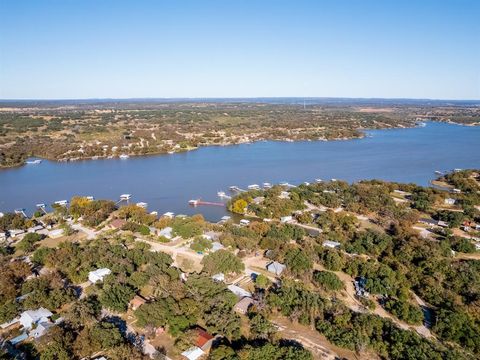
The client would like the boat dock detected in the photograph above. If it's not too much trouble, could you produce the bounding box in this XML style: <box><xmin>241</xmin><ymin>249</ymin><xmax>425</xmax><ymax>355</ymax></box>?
<box><xmin>189</xmin><ymin>199</ymin><xmax>225</xmax><ymax>207</ymax></box>
<box><xmin>229</xmin><ymin>186</ymin><xmax>246</xmax><ymax>193</ymax></box>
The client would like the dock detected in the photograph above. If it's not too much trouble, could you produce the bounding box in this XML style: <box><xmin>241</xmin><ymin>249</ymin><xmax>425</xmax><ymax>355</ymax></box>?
<box><xmin>189</xmin><ymin>199</ymin><xmax>225</xmax><ymax>207</ymax></box>
<box><xmin>229</xmin><ymin>186</ymin><xmax>246</xmax><ymax>193</ymax></box>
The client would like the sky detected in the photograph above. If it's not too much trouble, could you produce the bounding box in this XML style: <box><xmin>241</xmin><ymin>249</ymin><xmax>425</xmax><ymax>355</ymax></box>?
<box><xmin>0</xmin><ymin>0</ymin><xmax>479</xmax><ymax>100</ymax></box>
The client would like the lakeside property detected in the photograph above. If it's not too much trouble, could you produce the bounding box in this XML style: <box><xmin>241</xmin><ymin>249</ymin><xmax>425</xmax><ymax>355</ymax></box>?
<box><xmin>0</xmin><ymin>169</ymin><xmax>479</xmax><ymax>359</ymax></box>
<box><xmin>1</xmin><ymin>122</ymin><xmax>480</xmax><ymax>221</ymax></box>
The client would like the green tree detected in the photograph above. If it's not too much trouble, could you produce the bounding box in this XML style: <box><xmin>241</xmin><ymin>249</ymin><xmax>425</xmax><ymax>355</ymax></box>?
<box><xmin>17</xmin><ymin>232</ymin><xmax>43</xmax><ymax>252</ymax></box>
<box><xmin>202</xmin><ymin>250</ymin><xmax>244</xmax><ymax>275</ymax></box>
<box><xmin>284</xmin><ymin>247</ymin><xmax>313</xmax><ymax>275</ymax></box>
<box><xmin>99</xmin><ymin>284</ymin><xmax>135</xmax><ymax>312</ymax></box>
<box><xmin>313</xmin><ymin>271</ymin><xmax>344</xmax><ymax>291</ymax></box>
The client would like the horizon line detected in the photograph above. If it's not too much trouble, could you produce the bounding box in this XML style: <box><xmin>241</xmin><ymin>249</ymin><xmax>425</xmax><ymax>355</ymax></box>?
<box><xmin>0</xmin><ymin>96</ymin><xmax>479</xmax><ymax>102</ymax></box>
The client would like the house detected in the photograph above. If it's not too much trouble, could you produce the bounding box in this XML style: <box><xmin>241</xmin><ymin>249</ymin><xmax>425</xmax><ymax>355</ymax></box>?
<box><xmin>279</xmin><ymin>191</ymin><xmax>290</xmax><ymax>199</ymax></box>
<box><xmin>280</xmin><ymin>216</ymin><xmax>293</xmax><ymax>223</ymax></box>
<box><xmin>129</xmin><ymin>295</ymin><xmax>147</xmax><ymax>311</ymax></box>
<box><xmin>211</xmin><ymin>273</ymin><xmax>225</xmax><ymax>282</ymax></box>
<box><xmin>158</xmin><ymin>227</ymin><xmax>173</xmax><ymax>240</ymax></box>
<box><xmin>419</xmin><ymin>218</ymin><xmax>439</xmax><ymax>227</ymax></box>
<box><xmin>19</xmin><ymin>308</ymin><xmax>53</xmax><ymax>329</ymax></box>
<box><xmin>109</xmin><ymin>218</ymin><xmax>127</xmax><ymax>230</ymax></box>
<box><xmin>48</xmin><ymin>229</ymin><xmax>64</xmax><ymax>239</ymax></box>
<box><xmin>252</xmin><ymin>197</ymin><xmax>265</xmax><ymax>205</ymax></box>
<box><xmin>194</xmin><ymin>327</ymin><xmax>214</xmax><ymax>351</ymax></box>
<box><xmin>31</xmin><ymin>321</ymin><xmax>54</xmax><ymax>338</ymax></box>
<box><xmin>27</xmin><ymin>225</ymin><xmax>44</xmax><ymax>233</ymax></box>
<box><xmin>437</xmin><ymin>220</ymin><xmax>449</xmax><ymax>228</ymax></box>
<box><xmin>9</xmin><ymin>229</ymin><xmax>25</xmax><ymax>238</ymax></box>
<box><xmin>239</xmin><ymin>219</ymin><xmax>250</xmax><ymax>226</ymax></box>
<box><xmin>444</xmin><ymin>198</ymin><xmax>456</xmax><ymax>205</ymax></box>
<box><xmin>203</xmin><ymin>231</ymin><xmax>220</xmax><ymax>241</ymax></box>
<box><xmin>181</xmin><ymin>347</ymin><xmax>204</xmax><ymax>360</ymax></box>
<box><xmin>323</xmin><ymin>240</ymin><xmax>341</xmax><ymax>249</ymax></box>
<box><xmin>266</xmin><ymin>261</ymin><xmax>286</xmax><ymax>276</ymax></box>
<box><xmin>227</xmin><ymin>284</ymin><xmax>252</xmax><ymax>298</ymax></box>
<box><xmin>88</xmin><ymin>268</ymin><xmax>111</xmax><ymax>283</ymax></box>
<box><xmin>211</xmin><ymin>242</ymin><xmax>225</xmax><ymax>252</ymax></box>
<box><xmin>452</xmin><ymin>188</ymin><xmax>462</xmax><ymax>193</ymax></box>
<box><xmin>234</xmin><ymin>297</ymin><xmax>254</xmax><ymax>315</ymax></box>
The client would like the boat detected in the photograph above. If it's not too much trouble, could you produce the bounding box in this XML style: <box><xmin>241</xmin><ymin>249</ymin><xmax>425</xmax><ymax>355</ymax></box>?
<box><xmin>25</xmin><ymin>159</ymin><xmax>42</xmax><ymax>165</ymax></box>
<box><xmin>119</xmin><ymin>154</ymin><xmax>129</xmax><ymax>159</ymax></box>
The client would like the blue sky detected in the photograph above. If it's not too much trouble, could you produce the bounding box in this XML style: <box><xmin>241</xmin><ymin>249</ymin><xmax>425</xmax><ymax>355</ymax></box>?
<box><xmin>1</xmin><ymin>0</ymin><xmax>479</xmax><ymax>99</ymax></box>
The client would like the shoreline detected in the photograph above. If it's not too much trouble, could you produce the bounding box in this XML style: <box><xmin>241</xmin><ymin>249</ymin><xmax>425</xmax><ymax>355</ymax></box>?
<box><xmin>0</xmin><ymin>119</ymin><xmax>476</xmax><ymax>170</ymax></box>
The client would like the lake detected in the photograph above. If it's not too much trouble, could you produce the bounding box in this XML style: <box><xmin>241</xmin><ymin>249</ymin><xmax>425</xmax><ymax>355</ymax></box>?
<box><xmin>1</xmin><ymin>122</ymin><xmax>479</xmax><ymax>221</ymax></box>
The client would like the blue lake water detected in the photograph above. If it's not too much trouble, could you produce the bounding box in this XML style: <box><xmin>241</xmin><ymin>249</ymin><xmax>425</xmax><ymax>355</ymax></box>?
<box><xmin>0</xmin><ymin>122</ymin><xmax>479</xmax><ymax>221</ymax></box>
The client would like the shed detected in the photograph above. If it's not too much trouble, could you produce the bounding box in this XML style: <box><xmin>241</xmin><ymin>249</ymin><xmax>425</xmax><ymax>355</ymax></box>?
<box><xmin>227</xmin><ymin>284</ymin><xmax>252</xmax><ymax>298</ymax></box>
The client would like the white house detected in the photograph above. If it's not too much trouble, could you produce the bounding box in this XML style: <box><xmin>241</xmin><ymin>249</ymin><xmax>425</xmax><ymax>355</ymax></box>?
<box><xmin>323</xmin><ymin>240</ymin><xmax>341</xmax><ymax>249</ymax></box>
<box><xmin>88</xmin><ymin>268</ymin><xmax>111</xmax><ymax>283</ymax></box>
<box><xmin>280</xmin><ymin>216</ymin><xmax>293</xmax><ymax>223</ymax></box>
<box><xmin>266</xmin><ymin>261</ymin><xmax>286</xmax><ymax>276</ymax></box>
<box><xmin>444</xmin><ymin>198</ymin><xmax>456</xmax><ymax>205</ymax></box>
<box><xmin>181</xmin><ymin>346</ymin><xmax>205</xmax><ymax>360</ymax></box>
<box><xmin>158</xmin><ymin>226</ymin><xmax>173</xmax><ymax>240</ymax></box>
<box><xmin>19</xmin><ymin>308</ymin><xmax>53</xmax><ymax>329</ymax></box>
